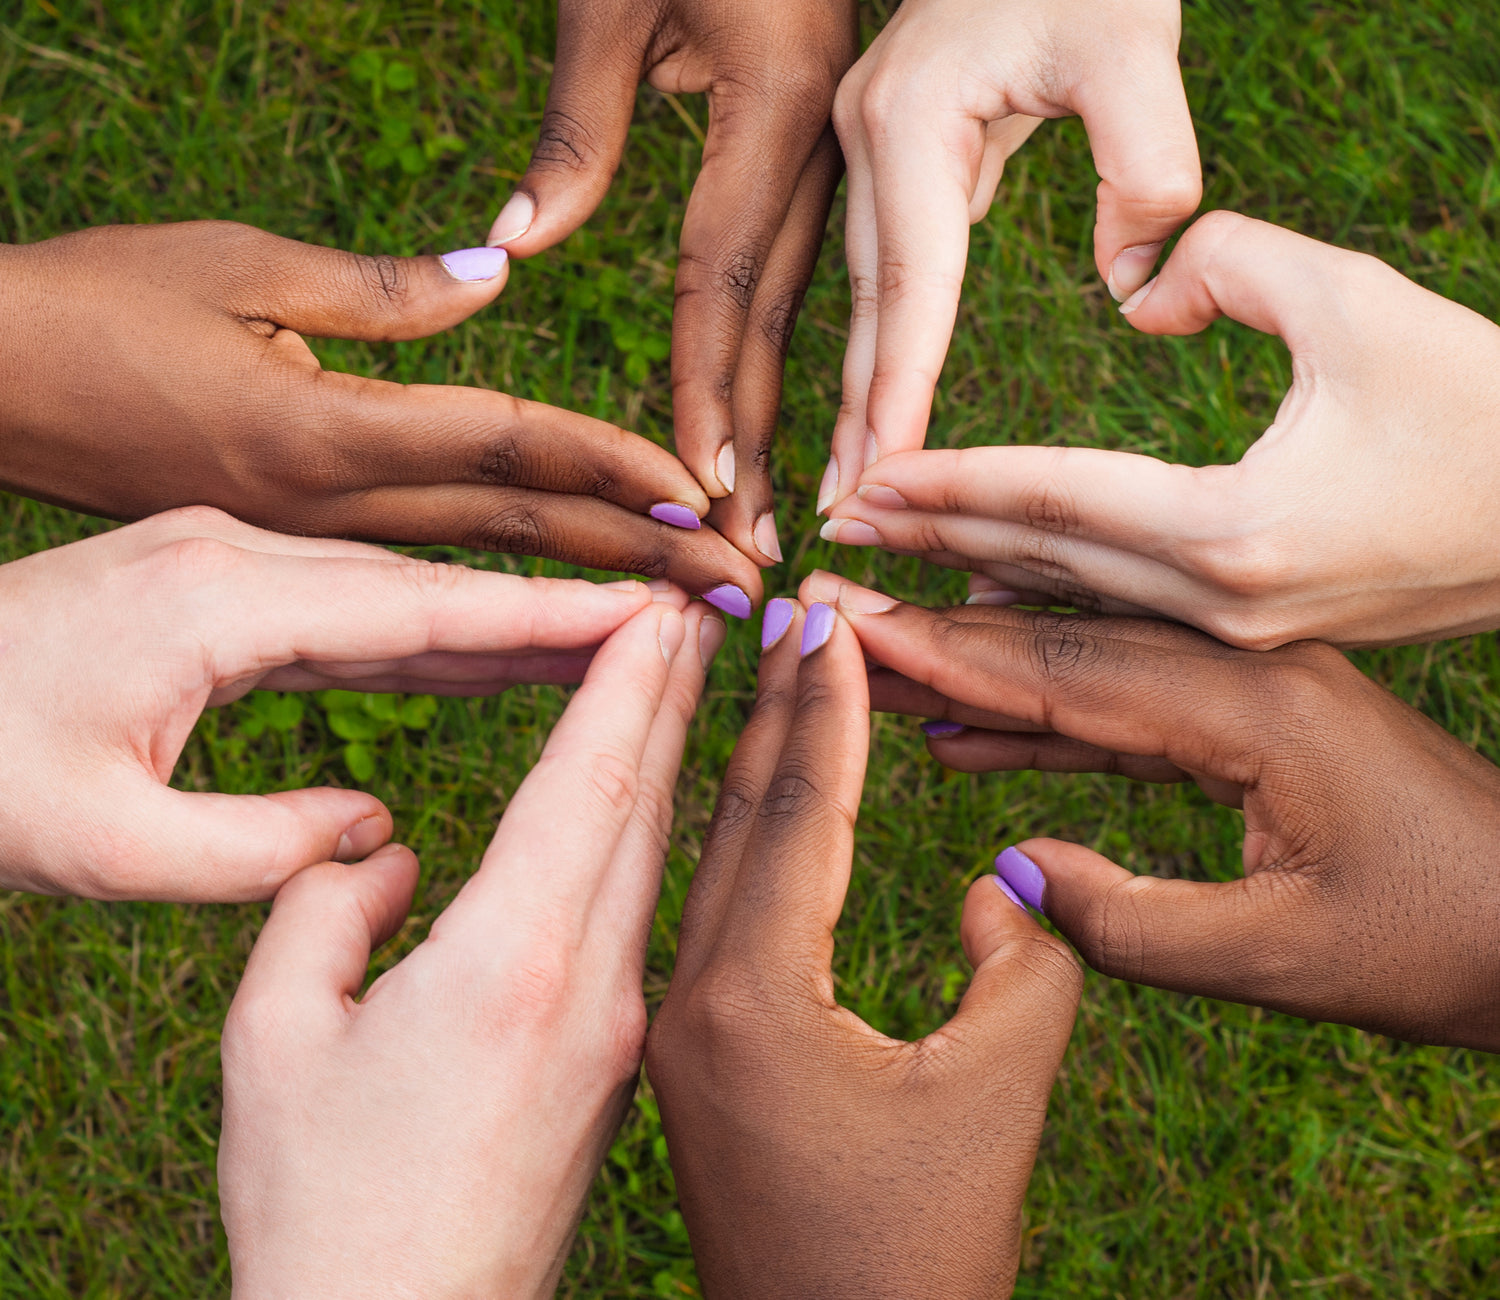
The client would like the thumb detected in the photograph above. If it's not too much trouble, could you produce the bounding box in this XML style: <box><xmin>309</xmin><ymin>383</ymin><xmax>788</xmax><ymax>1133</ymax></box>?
<box><xmin>487</xmin><ymin>21</ymin><xmax>643</xmax><ymax>257</ymax></box>
<box><xmin>116</xmin><ymin>784</ymin><xmax>394</xmax><ymax>902</ymax></box>
<box><xmin>997</xmin><ymin>839</ymin><xmax>1294</xmax><ymax>1007</ymax></box>
<box><xmin>231</xmin><ymin>844</ymin><xmax>420</xmax><ymax>1031</ymax></box>
<box><xmin>214</xmin><ymin>222</ymin><xmax>511</xmax><ymax>342</ymax></box>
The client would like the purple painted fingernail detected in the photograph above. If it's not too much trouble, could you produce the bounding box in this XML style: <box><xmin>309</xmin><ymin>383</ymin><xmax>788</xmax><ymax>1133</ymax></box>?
<box><xmin>994</xmin><ymin>874</ymin><xmax>1028</xmax><ymax>911</ymax></box>
<box><xmin>761</xmin><ymin>597</ymin><xmax>795</xmax><ymax>650</ymax></box>
<box><xmin>994</xmin><ymin>846</ymin><xmax>1045</xmax><ymax>913</ymax></box>
<box><xmin>800</xmin><ymin>603</ymin><xmax>836</xmax><ymax>657</ymax></box>
<box><xmin>650</xmin><ymin>502</ymin><xmax>702</xmax><ymax>530</ymax></box>
<box><xmin>439</xmin><ymin>246</ymin><xmax>508</xmax><ymax>282</ymax></box>
<box><xmin>703</xmin><ymin>584</ymin><xmax>752</xmax><ymax>620</ymax></box>
<box><xmin>921</xmin><ymin>720</ymin><xmax>965</xmax><ymax>738</ymax></box>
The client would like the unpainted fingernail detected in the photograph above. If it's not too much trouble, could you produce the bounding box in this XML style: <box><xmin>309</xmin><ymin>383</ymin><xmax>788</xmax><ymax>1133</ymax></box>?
<box><xmin>753</xmin><ymin>512</ymin><xmax>783</xmax><ymax>565</ymax></box>
<box><xmin>698</xmin><ymin>613</ymin><xmax>727</xmax><ymax>669</ymax></box>
<box><xmin>760</xmin><ymin>597</ymin><xmax>796</xmax><ymax>650</ymax></box>
<box><xmin>647</xmin><ymin>578</ymin><xmax>679</xmax><ymax>603</ymax></box>
<box><xmin>863</xmin><ymin>429</ymin><xmax>879</xmax><ymax>471</ymax></box>
<box><xmin>703</xmin><ymin>584</ymin><xmax>752</xmax><ymax>620</ymax></box>
<box><xmin>994</xmin><ymin>874</ymin><xmax>1029</xmax><ymax>911</ymax></box>
<box><xmin>335</xmin><ymin>813</ymin><xmax>388</xmax><ymax>862</ymax></box>
<box><xmin>965</xmin><ymin>590</ymin><xmax>1023</xmax><ymax>607</ymax></box>
<box><xmin>1118</xmin><ymin>274</ymin><xmax>1160</xmax><ymax>317</ymax></box>
<box><xmin>715</xmin><ymin>444</ymin><xmax>736</xmax><ymax>495</ymax></box>
<box><xmin>994</xmin><ymin>846</ymin><xmax>1046</xmax><ymax>913</ymax></box>
<box><xmin>921</xmin><ymin>720</ymin><xmax>965</xmax><ymax>738</ymax></box>
<box><xmin>488</xmin><ymin>191</ymin><xmax>536</xmax><ymax>246</ymax></box>
<box><xmin>835</xmin><ymin>583</ymin><xmax>899</xmax><ymax>616</ymax></box>
<box><xmin>800</xmin><ymin>603</ymin><xmax>837</xmax><ymax>657</ymax></box>
<box><xmin>439</xmin><ymin>246</ymin><xmax>508</xmax><ymax>282</ymax></box>
<box><xmin>857</xmin><ymin>484</ymin><xmax>907</xmax><ymax>510</ymax></box>
<box><xmin>819</xmin><ymin>519</ymin><xmax>882</xmax><ymax>547</ymax></box>
<box><xmin>1107</xmin><ymin>242</ymin><xmax>1165</xmax><ymax>302</ymax></box>
<box><xmin>659</xmin><ymin>611</ymin><xmax>686</xmax><ymax>665</ymax></box>
<box><xmin>816</xmin><ymin>455</ymin><xmax>840</xmax><ymax>515</ymax></box>
<box><xmin>650</xmin><ymin>502</ymin><xmax>702</xmax><ymax>530</ymax></box>
<box><xmin>602</xmin><ymin>579</ymin><xmax>647</xmax><ymax>593</ymax></box>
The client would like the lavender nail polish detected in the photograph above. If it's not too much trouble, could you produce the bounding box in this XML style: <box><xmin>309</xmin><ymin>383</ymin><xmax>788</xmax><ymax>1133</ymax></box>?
<box><xmin>801</xmin><ymin>603</ymin><xmax>836</xmax><ymax>656</ymax></box>
<box><xmin>761</xmin><ymin>598</ymin><xmax>795</xmax><ymax>650</ymax></box>
<box><xmin>994</xmin><ymin>875</ymin><xmax>1028</xmax><ymax>911</ymax></box>
<box><xmin>920</xmin><ymin>720</ymin><xmax>965</xmax><ymax>739</ymax></box>
<box><xmin>650</xmin><ymin>502</ymin><xmax>702</xmax><ymax>530</ymax></box>
<box><xmin>439</xmin><ymin>246</ymin><xmax>508</xmax><ymax>282</ymax></box>
<box><xmin>994</xmin><ymin>846</ymin><xmax>1046</xmax><ymax>913</ymax></box>
<box><xmin>703</xmin><ymin>584</ymin><xmax>752</xmax><ymax>620</ymax></box>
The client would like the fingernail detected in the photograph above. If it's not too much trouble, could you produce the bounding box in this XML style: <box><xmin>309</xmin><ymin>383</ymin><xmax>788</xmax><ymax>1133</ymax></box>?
<box><xmin>994</xmin><ymin>846</ymin><xmax>1046</xmax><ymax>914</ymax></box>
<box><xmin>602</xmin><ymin>579</ymin><xmax>646</xmax><ymax>593</ymax></box>
<box><xmin>857</xmin><ymin>485</ymin><xmax>906</xmax><ymax>510</ymax></box>
<box><xmin>659</xmin><ymin>611</ymin><xmax>686</xmax><ymax>665</ymax></box>
<box><xmin>335</xmin><ymin>814</ymin><xmax>387</xmax><ymax>862</ymax></box>
<box><xmin>819</xmin><ymin>519</ymin><xmax>882</xmax><ymax>547</ymax></box>
<box><xmin>1118</xmin><ymin>275</ymin><xmax>1160</xmax><ymax>317</ymax></box>
<box><xmin>488</xmin><ymin>191</ymin><xmax>536</xmax><ymax>246</ymax></box>
<box><xmin>965</xmin><ymin>590</ymin><xmax>1022</xmax><ymax>607</ymax></box>
<box><xmin>753</xmin><ymin>512</ymin><xmax>783</xmax><ymax>564</ymax></box>
<box><xmin>439</xmin><ymin>246</ymin><xmax>508</xmax><ymax>282</ymax></box>
<box><xmin>800</xmin><ymin>602</ymin><xmax>837</xmax><ymax>657</ymax></box>
<box><xmin>761</xmin><ymin>597</ymin><xmax>795</xmax><ymax>650</ymax></box>
<box><xmin>863</xmin><ymin>430</ymin><xmax>879</xmax><ymax>470</ymax></box>
<box><xmin>1107</xmin><ymin>242</ymin><xmax>1165</xmax><ymax>302</ymax></box>
<box><xmin>647</xmin><ymin>578</ymin><xmax>678</xmax><ymax>603</ymax></box>
<box><xmin>703</xmin><ymin>584</ymin><xmax>752</xmax><ymax>620</ymax></box>
<box><xmin>715</xmin><ymin>444</ymin><xmax>736</xmax><ymax>495</ymax></box>
<box><xmin>698</xmin><ymin>614</ymin><xmax>727</xmax><ymax>669</ymax></box>
<box><xmin>834</xmin><ymin>583</ymin><xmax>899</xmax><ymax>615</ymax></box>
<box><xmin>816</xmin><ymin>455</ymin><xmax>839</xmax><ymax>515</ymax></box>
<box><xmin>994</xmin><ymin>874</ymin><xmax>1029</xmax><ymax>911</ymax></box>
<box><xmin>921</xmin><ymin>720</ymin><xmax>965</xmax><ymax>738</ymax></box>
<box><xmin>650</xmin><ymin>502</ymin><xmax>702</xmax><ymax>530</ymax></box>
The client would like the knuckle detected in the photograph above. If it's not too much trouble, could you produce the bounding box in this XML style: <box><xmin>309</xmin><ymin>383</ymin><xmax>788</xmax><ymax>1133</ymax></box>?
<box><xmin>147</xmin><ymin>503</ymin><xmax>241</xmax><ymax>537</ymax></box>
<box><xmin>221</xmin><ymin>989</ymin><xmax>295</xmax><ymax>1069</ymax></box>
<box><xmin>464</xmin><ymin>502</ymin><xmax>551</xmax><ymax>558</ymax></box>
<box><xmin>529</xmin><ymin>109</ymin><xmax>594</xmax><ymax>173</ymax></box>
<box><xmin>1078</xmin><ymin>876</ymin><xmax>1149</xmax><ymax>981</ymax></box>
<box><xmin>597</xmin><ymin>995</ymin><xmax>649</xmax><ymax>1083</ymax></box>
<box><xmin>1008</xmin><ymin>934</ymin><xmax>1085</xmax><ymax>1005</ymax></box>
<box><xmin>148</xmin><ymin>534</ymin><xmax>247</xmax><ymax>587</ymax></box>
<box><xmin>1190</xmin><ymin>530</ymin><xmax>1290</xmax><ymax>600</ymax></box>
<box><xmin>720</xmin><ymin>248</ymin><xmax>764</xmax><ymax>312</ymax></box>
<box><xmin>831</xmin><ymin>79</ymin><xmax>861</xmax><ymax>142</ymax></box>
<box><xmin>757</xmin><ymin>287</ymin><xmax>806</xmax><ymax>358</ymax></box>
<box><xmin>349</xmin><ymin>251</ymin><xmax>408</xmax><ymax>308</ymax></box>
<box><xmin>476</xmin><ymin>434</ymin><xmax>526</xmax><ymax>487</ymax></box>
<box><xmin>758</xmin><ymin>764</ymin><xmax>823</xmax><ymax>824</ymax></box>
<box><xmin>1022</xmin><ymin>481</ymin><xmax>1081</xmax><ymax>536</ymax></box>
<box><xmin>858</xmin><ymin>69</ymin><xmax>905</xmax><ymax>138</ymax></box>
<box><xmin>502</xmin><ymin>955</ymin><xmax>573</xmax><ymax>1030</ymax></box>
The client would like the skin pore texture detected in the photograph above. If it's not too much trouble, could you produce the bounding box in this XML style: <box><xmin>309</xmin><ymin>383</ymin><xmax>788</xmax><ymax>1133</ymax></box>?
<box><xmin>495</xmin><ymin>0</ymin><xmax>861</xmax><ymax>566</ymax></box>
<box><xmin>646</xmin><ymin>598</ymin><xmax>1080</xmax><ymax>1299</ymax></box>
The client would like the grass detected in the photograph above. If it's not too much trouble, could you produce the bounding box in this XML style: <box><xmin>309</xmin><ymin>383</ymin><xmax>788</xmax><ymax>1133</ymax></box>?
<box><xmin>0</xmin><ymin>0</ymin><xmax>1498</xmax><ymax>1294</ymax></box>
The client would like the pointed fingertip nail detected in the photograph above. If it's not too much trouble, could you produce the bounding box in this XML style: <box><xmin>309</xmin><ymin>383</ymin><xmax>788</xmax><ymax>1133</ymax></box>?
<box><xmin>857</xmin><ymin>484</ymin><xmax>906</xmax><ymax>510</ymax></box>
<box><xmin>835</xmin><ymin>583</ymin><xmax>899</xmax><ymax>616</ymax></box>
<box><xmin>487</xmin><ymin>191</ymin><xmax>536</xmax><ymax>247</ymax></box>
<box><xmin>920</xmin><ymin>720</ymin><xmax>965</xmax><ymax>739</ymax></box>
<box><xmin>1106</xmin><ymin>242</ymin><xmax>1166</xmax><ymax>303</ymax></box>
<box><xmin>439</xmin><ymin>246</ymin><xmax>508</xmax><ymax>282</ymax></box>
<box><xmin>650</xmin><ymin>502</ymin><xmax>702</xmax><ymax>530</ymax></box>
<box><xmin>760</xmin><ymin>597</ymin><xmax>796</xmax><ymax>651</ymax></box>
<box><xmin>714</xmin><ymin>444</ymin><xmax>736</xmax><ymax>495</ymax></box>
<box><xmin>703</xmin><ymin>584</ymin><xmax>752</xmax><ymax>620</ymax></box>
<box><xmin>863</xmin><ymin>429</ymin><xmax>880</xmax><ymax>470</ymax></box>
<box><xmin>800</xmin><ymin>602</ymin><xmax>837</xmax><ymax>657</ymax></box>
<box><xmin>698</xmin><ymin>612</ymin><xmax>727</xmax><ymax>669</ymax></box>
<box><xmin>820</xmin><ymin>519</ymin><xmax>881</xmax><ymax>547</ymax></box>
<box><xmin>1117</xmin><ymin>274</ymin><xmax>1160</xmax><ymax>317</ymax></box>
<box><xmin>753</xmin><ymin>512</ymin><xmax>783</xmax><ymax>565</ymax></box>
<box><xmin>994</xmin><ymin>846</ymin><xmax>1046</xmax><ymax>913</ymax></box>
<box><xmin>816</xmin><ymin>455</ymin><xmax>840</xmax><ymax>515</ymax></box>
<box><xmin>994</xmin><ymin>874</ymin><xmax>1029</xmax><ymax>911</ymax></box>
<box><xmin>965</xmin><ymin>590</ymin><xmax>1023</xmax><ymax>607</ymax></box>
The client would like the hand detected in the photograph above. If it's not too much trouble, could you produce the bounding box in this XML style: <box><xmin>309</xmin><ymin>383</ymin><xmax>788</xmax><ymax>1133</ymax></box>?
<box><xmin>0</xmin><ymin>221</ymin><xmax>763</xmax><ymax>610</ymax></box>
<box><xmin>0</xmin><ymin>505</ymin><xmax>673</xmax><ymax>903</ymax></box>
<box><xmin>645</xmin><ymin>597</ymin><xmax>1081</xmax><ymax>1297</ymax></box>
<box><xmin>801</xmin><ymin>570</ymin><xmax>1500</xmax><ymax>1053</ymax></box>
<box><xmin>219</xmin><ymin>598</ymin><xmax>721</xmax><ymax>1299</ymax></box>
<box><xmin>825</xmin><ymin>212</ymin><xmax>1500</xmax><ymax>648</ymax></box>
<box><xmin>820</xmin><ymin>0</ymin><xmax>1200</xmax><ymax>510</ymax></box>
<box><xmin>495</xmin><ymin>0</ymin><xmax>860</xmax><ymax>564</ymax></box>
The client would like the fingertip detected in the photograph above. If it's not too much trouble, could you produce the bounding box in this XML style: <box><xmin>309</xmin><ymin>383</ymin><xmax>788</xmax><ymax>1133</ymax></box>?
<box><xmin>437</xmin><ymin>245</ymin><xmax>510</xmax><ymax>287</ymax></box>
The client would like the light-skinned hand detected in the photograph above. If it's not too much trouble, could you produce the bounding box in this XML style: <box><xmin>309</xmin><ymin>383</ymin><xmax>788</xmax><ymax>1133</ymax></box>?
<box><xmin>219</xmin><ymin>598</ymin><xmax>722</xmax><ymax>1299</ymax></box>
<box><xmin>495</xmin><ymin>0</ymin><xmax>860</xmax><ymax>566</ymax></box>
<box><xmin>0</xmin><ymin>220</ymin><xmax>763</xmax><ymax>611</ymax></box>
<box><xmin>645</xmin><ymin>597</ymin><xmax>1080</xmax><ymax>1297</ymax></box>
<box><xmin>0</xmin><ymin>505</ymin><xmax>679</xmax><ymax>903</ymax></box>
<box><xmin>802</xmin><ymin>570</ymin><xmax>1500</xmax><ymax>1053</ymax></box>
<box><xmin>821</xmin><ymin>0</ymin><xmax>1200</xmax><ymax>510</ymax></box>
<box><xmin>826</xmin><ymin>212</ymin><xmax>1500</xmax><ymax>648</ymax></box>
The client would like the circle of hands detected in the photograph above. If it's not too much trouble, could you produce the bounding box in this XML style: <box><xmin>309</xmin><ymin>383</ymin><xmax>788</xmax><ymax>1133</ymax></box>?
<box><xmin>4</xmin><ymin>1</ymin><xmax>1499</xmax><ymax>1296</ymax></box>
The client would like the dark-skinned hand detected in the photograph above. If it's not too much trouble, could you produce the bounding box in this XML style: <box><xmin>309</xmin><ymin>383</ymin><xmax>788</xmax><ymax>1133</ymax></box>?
<box><xmin>646</xmin><ymin>597</ymin><xmax>1081</xmax><ymax>1298</ymax></box>
<box><xmin>0</xmin><ymin>221</ymin><xmax>762</xmax><ymax>614</ymax></box>
<box><xmin>801</xmin><ymin>570</ymin><xmax>1500</xmax><ymax>1054</ymax></box>
<box><xmin>494</xmin><ymin>0</ymin><xmax>860</xmax><ymax>567</ymax></box>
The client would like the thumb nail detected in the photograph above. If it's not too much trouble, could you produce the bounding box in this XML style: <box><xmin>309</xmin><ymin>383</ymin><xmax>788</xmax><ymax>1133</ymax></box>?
<box><xmin>336</xmin><ymin>813</ymin><xmax>389</xmax><ymax>862</ymax></box>
<box><xmin>440</xmin><ymin>246</ymin><xmax>508</xmax><ymax>282</ymax></box>
<box><xmin>1107</xmin><ymin>242</ymin><xmax>1165</xmax><ymax>302</ymax></box>
<box><xmin>995</xmin><ymin>846</ymin><xmax>1046</xmax><ymax>913</ymax></box>
<box><xmin>1118</xmin><ymin>275</ymin><xmax>1159</xmax><ymax>317</ymax></box>
<box><xmin>488</xmin><ymin>192</ymin><xmax>536</xmax><ymax>246</ymax></box>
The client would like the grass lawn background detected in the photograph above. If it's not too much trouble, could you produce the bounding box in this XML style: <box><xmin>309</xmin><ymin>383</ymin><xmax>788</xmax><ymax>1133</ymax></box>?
<box><xmin>1</xmin><ymin>1</ymin><xmax>1498</xmax><ymax>1294</ymax></box>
